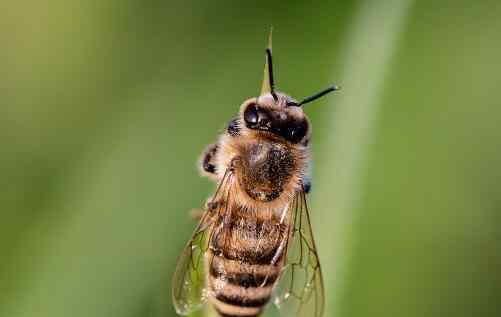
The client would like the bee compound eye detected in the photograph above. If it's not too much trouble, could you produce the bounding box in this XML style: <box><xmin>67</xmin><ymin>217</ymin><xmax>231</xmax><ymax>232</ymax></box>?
<box><xmin>244</xmin><ymin>103</ymin><xmax>259</xmax><ymax>126</ymax></box>
<box><xmin>288</xmin><ymin>121</ymin><xmax>307</xmax><ymax>143</ymax></box>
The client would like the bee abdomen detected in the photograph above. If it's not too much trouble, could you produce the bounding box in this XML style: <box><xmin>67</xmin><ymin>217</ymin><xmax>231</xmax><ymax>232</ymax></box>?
<box><xmin>207</xmin><ymin>250</ymin><xmax>281</xmax><ymax>317</ymax></box>
<box><xmin>212</xmin><ymin>240</ymin><xmax>284</xmax><ymax>265</ymax></box>
<box><xmin>216</xmin><ymin>313</ymin><xmax>257</xmax><ymax>317</ymax></box>
<box><xmin>216</xmin><ymin>312</ymin><xmax>257</xmax><ymax>317</ymax></box>
<box><xmin>210</xmin><ymin>216</ymin><xmax>287</xmax><ymax>265</ymax></box>
<box><xmin>209</xmin><ymin>251</ymin><xmax>280</xmax><ymax>288</ymax></box>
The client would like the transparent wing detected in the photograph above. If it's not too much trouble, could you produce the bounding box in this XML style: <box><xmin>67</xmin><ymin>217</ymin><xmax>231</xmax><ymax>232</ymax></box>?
<box><xmin>273</xmin><ymin>189</ymin><xmax>325</xmax><ymax>317</ymax></box>
<box><xmin>171</xmin><ymin>170</ymin><xmax>234</xmax><ymax>315</ymax></box>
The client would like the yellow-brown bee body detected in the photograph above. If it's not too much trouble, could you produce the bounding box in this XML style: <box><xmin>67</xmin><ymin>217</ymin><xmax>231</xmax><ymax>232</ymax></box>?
<box><xmin>172</xmin><ymin>39</ymin><xmax>338</xmax><ymax>317</ymax></box>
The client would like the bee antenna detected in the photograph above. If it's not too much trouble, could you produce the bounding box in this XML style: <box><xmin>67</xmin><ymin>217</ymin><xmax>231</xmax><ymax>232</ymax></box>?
<box><xmin>297</xmin><ymin>85</ymin><xmax>340</xmax><ymax>107</ymax></box>
<box><xmin>265</xmin><ymin>48</ymin><xmax>278</xmax><ymax>102</ymax></box>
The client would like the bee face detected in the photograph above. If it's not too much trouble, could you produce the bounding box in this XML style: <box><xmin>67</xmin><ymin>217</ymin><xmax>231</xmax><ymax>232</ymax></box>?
<box><xmin>240</xmin><ymin>92</ymin><xmax>310</xmax><ymax>144</ymax></box>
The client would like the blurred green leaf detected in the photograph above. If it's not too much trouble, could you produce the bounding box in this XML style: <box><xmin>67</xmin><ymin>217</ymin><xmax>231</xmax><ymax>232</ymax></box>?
<box><xmin>1</xmin><ymin>1</ymin><xmax>500</xmax><ymax>317</ymax></box>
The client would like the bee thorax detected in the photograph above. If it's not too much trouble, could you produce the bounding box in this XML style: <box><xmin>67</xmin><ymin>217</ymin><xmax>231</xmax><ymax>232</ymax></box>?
<box><xmin>236</xmin><ymin>142</ymin><xmax>296</xmax><ymax>202</ymax></box>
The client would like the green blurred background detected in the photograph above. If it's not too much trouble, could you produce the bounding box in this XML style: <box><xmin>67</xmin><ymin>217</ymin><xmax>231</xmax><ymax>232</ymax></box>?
<box><xmin>2</xmin><ymin>1</ymin><xmax>500</xmax><ymax>317</ymax></box>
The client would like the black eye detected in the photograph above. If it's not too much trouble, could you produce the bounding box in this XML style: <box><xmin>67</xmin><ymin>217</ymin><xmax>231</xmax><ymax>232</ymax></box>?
<box><xmin>244</xmin><ymin>103</ymin><xmax>259</xmax><ymax>126</ymax></box>
<box><xmin>287</xmin><ymin>121</ymin><xmax>307</xmax><ymax>143</ymax></box>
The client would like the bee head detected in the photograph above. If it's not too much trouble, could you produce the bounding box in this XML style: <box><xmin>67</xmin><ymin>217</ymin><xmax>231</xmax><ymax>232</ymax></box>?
<box><xmin>240</xmin><ymin>93</ymin><xmax>309</xmax><ymax>144</ymax></box>
<box><xmin>240</xmin><ymin>48</ymin><xmax>339</xmax><ymax>144</ymax></box>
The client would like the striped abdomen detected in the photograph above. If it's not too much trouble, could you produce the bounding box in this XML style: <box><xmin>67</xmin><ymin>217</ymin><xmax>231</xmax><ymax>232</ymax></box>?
<box><xmin>207</xmin><ymin>211</ymin><xmax>288</xmax><ymax>317</ymax></box>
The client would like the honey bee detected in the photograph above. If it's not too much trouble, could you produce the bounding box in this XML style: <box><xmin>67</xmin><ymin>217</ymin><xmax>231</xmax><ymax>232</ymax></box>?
<box><xmin>172</xmin><ymin>34</ymin><xmax>338</xmax><ymax>317</ymax></box>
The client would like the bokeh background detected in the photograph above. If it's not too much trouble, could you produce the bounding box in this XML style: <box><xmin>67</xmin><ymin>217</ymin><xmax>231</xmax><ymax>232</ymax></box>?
<box><xmin>2</xmin><ymin>1</ymin><xmax>500</xmax><ymax>317</ymax></box>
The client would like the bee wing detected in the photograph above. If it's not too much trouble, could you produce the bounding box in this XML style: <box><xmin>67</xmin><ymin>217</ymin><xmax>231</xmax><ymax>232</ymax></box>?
<box><xmin>171</xmin><ymin>216</ymin><xmax>212</xmax><ymax>315</ymax></box>
<box><xmin>171</xmin><ymin>170</ymin><xmax>234</xmax><ymax>315</ymax></box>
<box><xmin>273</xmin><ymin>189</ymin><xmax>325</xmax><ymax>317</ymax></box>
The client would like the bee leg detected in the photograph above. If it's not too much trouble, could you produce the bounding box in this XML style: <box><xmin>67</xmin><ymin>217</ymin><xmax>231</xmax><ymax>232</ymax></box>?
<box><xmin>206</xmin><ymin>200</ymin><xmax>219</xmax><ymax>211</ymax></box>
<box><xmin>200</xmin><ymin>143</ymin><xmax>218</xmax><ymax>176</ymax></box>
<box><xmin>303</xmin><ymin>178</ymin><xmax>312</xmax><ymax>194</ymax></box>
<box><xmin>199</xmin><ymin>118</ymin><xmax>239</xmax><ymax>178</ymax></box>
<box><xmin>189</xmin><ymin>200</ymin><xmax>220</xmax><ymax>220</ymax></box>
<box><xmin>189</xmin><ymin>208</ymin><xmax>204</xmax><ymax>220</ymax></box>
<box><xmin>226</xmin><ymin>118</ymin><xmax>241</xmax><ymax>136</ymax></box>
